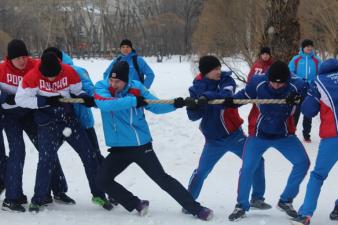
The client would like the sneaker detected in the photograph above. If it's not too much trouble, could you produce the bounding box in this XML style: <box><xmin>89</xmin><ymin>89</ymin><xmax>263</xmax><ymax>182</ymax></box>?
<box><xmin>18</xmin><ymin>194</ymin><xmax>28</xmax><ymax>205</ymax></box>
<box><xmin>196</xmin><ymin>207</ymin><xmax>214</xmax><ymax>221</ymax></box>
<box><xmin>136</xmin><ymin>200</ymin><xmax>149</xmax><ymax>216</ymax></box>
<box><xmin>2</xmin><ymin>199</ymin><xmax>25</xmax><ymax>212</ymax></box>
<box><xmin>181</xmin><ymin>207</ymin><xmax>191</xmax><ymax>214</ymax></box>
<box><xmin>228</xmin><ymin>204</ymin><xmax>246</xmax><ymax>221</ymax></box>
<box><xmin>108</xmin><ymin>196</ymin><xmax>119</xmax><ymax>206</ymax></box>
<box><xmin>92</xmin><ymin>196</ymin><xmax>113</xmax><ymax>211</ymax></box>
<box><xmin>54</xmin><ymin>193</ymin><xmax>76</xmax><ymax>205</ymax></box>
<box><xmin>250</xmin><ymin>199</ymin><xmax>272</xmax><ymax>210</ymax></box>
<box><xmin>277</xmin><ymin>200</ymin><xmax>298</xmax><ymax>218</ymax></box>
<box><xmin>28</xmin><ymin>203</ymin><xmax>42</xmax><ymax>213</ymax></box>
<box><xmin>330</xmin><ymin>205</ymin><xmax>338</xmax><ymax>220</ymax></box>
<box><xmin>290</xmin><ymin>215</ymin><xmax>311</xmax><ymax>225</ymax></box>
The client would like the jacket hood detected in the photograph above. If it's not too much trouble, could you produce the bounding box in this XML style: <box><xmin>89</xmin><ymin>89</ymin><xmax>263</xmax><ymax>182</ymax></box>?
<box><xmin>62</xmin><ymin>52</ymin><xmax>74</xmax><ymax>65</ymax></box>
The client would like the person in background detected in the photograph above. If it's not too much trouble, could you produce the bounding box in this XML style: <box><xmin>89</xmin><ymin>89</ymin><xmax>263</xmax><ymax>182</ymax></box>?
<box><xmin>103</xmin><ymin>39</ymin><xmax>155</xmax><ymax>89</ymax></box>
<box><xmin>289</xmin><ymin>39</ymin><xmax>322</xmax><ymax>143</ymax></box>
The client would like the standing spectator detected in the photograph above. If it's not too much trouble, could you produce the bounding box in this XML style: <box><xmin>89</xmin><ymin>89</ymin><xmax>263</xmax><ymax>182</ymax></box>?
<box><xmin>15</xmin><ymin>52</ymin><xmax>110</xmax><ymax>212</ymax></box>
<box><xmin>184</xmin><ymin>55</ymin><xmax>270</xmax><ymax>210</ymax></box>
<box><xmin>288</xmin><ymin>39</ymin><xmax>322</xmax><ymax>143</ymax></box>
<box><xmin>226</xmin><ymin>61</ymin><xmax>310</xmax><ymax>221</ymax></box>
<box><xmin>103</xmin><ymin>39</ymin><xmax>155</xmax><ymax>89</ymax></box>
<box><xmin>0</xmin><ymin>40</ymin><xmax>72</xmax><ymax>212</ymax></box>
<box><xmin>291</xmin><ymin>59</ymin><xmax>338</xmax><ymax>225</ymax></box>
<box><xmin>247</xmin><ymin>47</ymin><xmax>273</xmax><ymax>136</ymax></box>
<box><xmin>95</xmin><ymin>61</ymin><xmax>213</xmax><ymax>221</ymax></box>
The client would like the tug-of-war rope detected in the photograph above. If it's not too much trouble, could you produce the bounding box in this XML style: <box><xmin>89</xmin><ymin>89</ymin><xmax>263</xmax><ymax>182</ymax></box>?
<box><xmin>59</xmin><ymin>98</ymin><xmax>300</xmax><ymax>105</ymax></box>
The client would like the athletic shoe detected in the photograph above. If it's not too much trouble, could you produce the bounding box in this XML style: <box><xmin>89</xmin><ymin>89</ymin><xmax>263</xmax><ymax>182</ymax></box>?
<box><xmin>92</xmin><ymin>196</ymin><xmax>113</xmax><ymax>211</ymax></box>
<box><xmin>228</xmin><ymin>204</ymin><xmax>246</xmax><ymax>221</ymax></box>
<box><xmin>54</xmin><ymin>193</ymin><xmax>76</xmax><ymax>205</ymax></box>
<box><xmin>277</xmin><ymin>200</ymin><xmax>298</xmax><ymax>218</ymax></box>
<box><xmin>2</xmin><ymin>199</ymin><xmax>25</xmax><ymax>212</ymax></box>
<box><xmin>330</xmin><ymin>205</ymin><xmax>338</xmax><ymax>220</ymax></box>
<box><xmin>196</xmin><ymin>207</ymin><xmax>213</xmax><ymax>221</ymax></box>
<box><xmin>290</xmin><ymin>215</ymin><xmax>311</xmax><ymax>225</ymax></box>
<box><xmin>250</xmin><ymin>199</ymin><xmax>272</xmax><ymax>210</ymax></box>
<box><xmin>136</xmin><ymin>200</ymin><xmax>149</xmax><ymax>216</ymax></box>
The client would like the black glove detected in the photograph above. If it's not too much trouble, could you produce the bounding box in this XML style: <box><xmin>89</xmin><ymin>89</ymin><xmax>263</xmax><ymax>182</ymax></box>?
<box><xmin>196</xmin><ymin>96</ymin><xmax>208</xmax><ymax>106</ymax></box>
<box><xmin>5</xmin><ymin>94</ymin><xmax>16</xmax><ymax>105</ymax></box>
<box><xmin>285</xmin><ymin>92</ymin><xmax>302</xmax><ymax>105</ymax></box>
<box><xmin>45</xmin><ymin>96</ymin><xmax>63</xmax><ymax>106</ymax></box>
<box><xmin>136</xmin><ymin>96</ymin><xmax>148</xmax><ymax>108</ymax></box>
<box><xmin>223</xmin><ymin>97</ymin><xmax>236</xmax><ymax>107</ymax></box>
<box><xmin>184</xmin><ymin>97</ymin><xmax>198</xmax><ymax>110</ymax></box>
<box><xmin>81</xmin><ymin>96</ymin><xmax>96</xmax><ymax>108</ymax></box>
<box><xmin>173</xmin><ymin>97</ymin><xmax>185</xmax><ymax>108</ymax></box>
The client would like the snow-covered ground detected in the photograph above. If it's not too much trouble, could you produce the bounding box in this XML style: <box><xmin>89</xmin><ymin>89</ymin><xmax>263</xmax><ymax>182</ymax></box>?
<box><xmin>1</xmin><ymin>56</ymin><xmax>337</xmax><ymax>225</ymax></box>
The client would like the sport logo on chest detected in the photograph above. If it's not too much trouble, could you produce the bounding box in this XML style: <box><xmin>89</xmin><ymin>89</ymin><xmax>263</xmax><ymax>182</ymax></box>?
<box><xmin>39</xmin><ymin>77</ymin><xmax>68</xmax><ymax>91</ymax></box>
<box><xmin>6</xmin><ymin>73</ymin><xmax>23</xmax><ymax>85</ymax></box>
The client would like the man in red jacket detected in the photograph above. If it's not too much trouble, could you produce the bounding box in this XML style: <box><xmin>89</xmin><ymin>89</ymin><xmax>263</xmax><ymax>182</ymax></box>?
<box><xmin>247</xmin><ymin>47</ymin><xmax>273</xmax><ymax>136</ymax></box>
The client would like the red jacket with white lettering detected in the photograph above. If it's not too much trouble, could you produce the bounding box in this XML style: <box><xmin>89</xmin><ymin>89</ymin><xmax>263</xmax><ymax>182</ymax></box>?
<box><xmin>15</xmin><ymin>62</ymin><xmax>84</xmax><ymax>109</ymax></box>
<box><xmin>0</xmin><ymin>57</ymin><xmax>37</xmax><ymax>109</ymax></box>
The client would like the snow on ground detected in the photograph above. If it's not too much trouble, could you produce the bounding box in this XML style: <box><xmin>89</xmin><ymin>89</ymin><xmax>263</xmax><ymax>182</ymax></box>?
<box><xmin>1</xmin><ymin>56</ymin><xmax>337</xmax><ymax>225</ymax></box>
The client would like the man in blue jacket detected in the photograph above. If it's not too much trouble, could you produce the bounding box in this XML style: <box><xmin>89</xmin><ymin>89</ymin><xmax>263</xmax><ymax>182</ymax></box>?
<box><xmin>226</xmin><ymin>61</ymin><xmax>310</xmax><ymax>221</ymax></box>
<box><xmin>291</xmin><ymin>59</ymin><xmax>338</xmax><ymax>225</ymax></box>
<box><xmin>289</xmin><ymin>39</ymin><xmax>322</xmax><ymax>143</ymax></box>
<box><xmin>103</xmin><ymin>39</ymin><xmax>155</xmax><ymax>89</ymax></box>
<box><xmin>94</xmin><ymin>61</ymin><xmax>213</xmax><ymax>221</ymax></box>
<box><xmin>185</xmin><ymin>55</ymin><xmax>270</xmax><ymax>210</ymax></box>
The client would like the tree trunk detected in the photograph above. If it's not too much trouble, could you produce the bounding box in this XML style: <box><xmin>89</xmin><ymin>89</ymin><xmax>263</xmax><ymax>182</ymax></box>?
<box><xmin>261</xmin><ymin>0</ymin><xmax>300</xmax><ymax>62</ymax></box>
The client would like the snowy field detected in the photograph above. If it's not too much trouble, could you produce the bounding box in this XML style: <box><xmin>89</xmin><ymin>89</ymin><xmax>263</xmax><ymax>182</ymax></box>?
<box><xmin>0</xmin><ymin>56</ymin><xmax>337</xmax><ymax>225</ymax></box>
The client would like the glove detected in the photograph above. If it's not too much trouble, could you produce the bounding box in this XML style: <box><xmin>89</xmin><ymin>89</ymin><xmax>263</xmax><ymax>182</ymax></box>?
<box><xmin>81</xmin><ymin>96</ymin><xmax>96</xmax><ymax>108</ymax></box>
<box><xmin>5</xmin><ymin>94</ymin><xmax>16</xmax><ymax>105</ymax></box>
<box><xmin>285</xmin><ymin>92</ymin><xmax>302</xmax><ymax>105</ymax></box>
<box><xmin>136</xmin><ymin>96</ymin><xmax>148</xmax><ymax>108</ymax></box>
<box><xmin>196</xmin><ymin>96</ymin><xmax>208</xmax><ymax>106</ymax></box>
<box><xmin>45</xmin><ymin>96</ymin><xmax>63</xmax><ymax>106</ymax></box>
<box><xmin>173</xmin><ymin>97</ymin><xmax>185</xmax><ymax>108</ymax></box>
<box><xmin>223</xmin><ymin>97</ymin><xmax>236</xmax><ymax>107</ymax></box>
<box><xmin>184</xmin><ymin>97</ymin><xmax>198</xmax><ymax>110</ymax></box>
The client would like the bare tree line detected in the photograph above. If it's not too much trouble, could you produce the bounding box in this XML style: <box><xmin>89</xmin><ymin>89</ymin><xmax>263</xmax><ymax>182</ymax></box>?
<box><xmin>0</xmin><ymin>0</ymin><xmax>337</xmax><ymax>64</ymax></box>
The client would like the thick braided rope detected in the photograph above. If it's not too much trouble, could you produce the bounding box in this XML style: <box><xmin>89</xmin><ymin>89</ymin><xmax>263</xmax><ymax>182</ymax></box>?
<box><xmin>59</xmin><ymin>98</ymin><xmax>295</xmax><ymax>104</ymax></box>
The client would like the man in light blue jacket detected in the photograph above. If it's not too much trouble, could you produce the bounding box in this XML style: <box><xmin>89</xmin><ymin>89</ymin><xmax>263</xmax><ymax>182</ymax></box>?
<box><xmin>103</xmin><ymin>39</ymin><xmax>154</xmax><ymax>89</ymax></box>
<box><xmin>94</xmin><ymin>61</ymin><xmax>213</xmax><ymax>221</ymax></box>
<box><xmin>288</xmin><ymin>39</ymin><xmax>322</xmax><ymax>143</ymax></box>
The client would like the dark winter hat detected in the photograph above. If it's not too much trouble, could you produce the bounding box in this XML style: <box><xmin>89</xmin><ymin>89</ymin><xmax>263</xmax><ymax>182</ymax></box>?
<box><xmin>198</xmin><ymin>55</ymin><xmax>222</xmax><ymax>76</ymax></box>
<box><xmin>301</xmin><ymin>39</ymin><xmax>314</xmax><ymax>50</ymax></box>
<box><xmin>260</xmin><ymin>47</ymin><xmax>271</xmax><ymax>55</ymax></box>
<box><xmin>39</xmin><ymin>52</ymin><xmax>61</xmax><ymax>77</ymax></box>
<box><xmin>120</xmin><ymin>39</ymin><xmax>133</xmax><ymax>48</ymax></box>
<box><xmin>7</xmin><ymin>39</ymin><xmax>29</xmax><ymax>60</ymax></box>
<box><xmin>43</xmin><ymin>47</ymin><xmax>63</xmax><ymax>60</ymax></box>
<box><xmin>109</xmin><ymin>61</ymin><xmax>129</xmax><ymax>83</ymax></box>
<box><xmin>268</xmin><ymin>60</ymin><xmax>290</xmax><ymax>83</ymax></box>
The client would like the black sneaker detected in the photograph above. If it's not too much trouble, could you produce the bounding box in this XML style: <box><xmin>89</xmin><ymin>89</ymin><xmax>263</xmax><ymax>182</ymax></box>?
<box><xmin>92</xmin><ymin>196</ymin><xmax>113</xmax><ymax>211</ymax></box>
<box><xmin>43</xmin><ymin>195</ymin><xmax>53</xmax><ymax>205</ymax></box>
<box><xmin>54</xmin><ymin>193</ymin><xmax>76</xmax><ymax>205</ymax></box>
<box><xmin>250</xmin><ymin>199</ymin><xmax>272</xmax><ymax>210</ymax></box>
<box><xmin>290</xmin><ymin>215</ymin><xmax>311</xmax><ymax>225</ymax></box>
<box><xmin>228</xmin><ymin>204</ymin><xmax>246</xmax><ymax>221</ymax></box>
<box><xmin>330</xmin><ymin>205</ymin><xmax>338</xmax><ymax>220</ymax></box>
<box><xmin>108</xmin><ymin>196</ymin><xmax>119</xmax><ymax>206</ymax></box>
<box><xmin>196</xmin><ymin>207</ymin><xmax>214</xmax><ymax>221</ymax></box>
<box><xmin>277</xmin><ymin>200</ymin><xmax>298</xmax><ymax>218</ymax></box>
<box><xmin>28</xmin><ymin>203</ymin><xmax>42</xmax><ymax>213</ymax></box>
<box><xmin>18</xmin><ymin>194</ymin><xmax>28</xmax><ymax>205</ymax></box>
<box><xmin>136</xmin><ymin>200</ymin><xmax>149</xmax><ymax>216</ymax></box>
<box><xmin>2</xmin><ymin>199</ymin><xmax>26</xmax><ymax>212</ymax></box>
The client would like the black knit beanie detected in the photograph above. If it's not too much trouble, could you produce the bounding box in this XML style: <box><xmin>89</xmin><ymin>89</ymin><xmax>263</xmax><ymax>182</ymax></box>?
<box><xmin>260</xmin><ymin>47</ymin><xmax>271</xmax><ymax>55</ymax></box>
<box><xmin>198</xmin><ymin>55</ymin><xmax>221</xmax><ymax>76</ymax></box>
<box><xmin>268</xmin><ymin>60</ymin><xmax>290</xmax><ymax>83</ymax></box>
<box><xmin>109</xmin><ymin>61</ymin><xmax>129</xmax><ymax>83</ymax></box>
<box><xmin>7</xmin><ymin>39</ymin><xmax>29</xmax><ymax>60</ymax></box>
<box><xmin>39</xmin><ymin>52</ymin><xmax>61</xmax><ymax>77</ymax></box>
<box><xmin>120</xmin><ymin>39</ymin><xmax>133</xmax><ymax>48</ymax></box>
<box><xmin>301</xmin><ymin>39</ymin><xmax>314</xmax><ymax>50</ymax></box>
<box><xmin>43</xmin><ymin>47</ymin><xmax>63</xmax><ymax>60</ymax></box>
